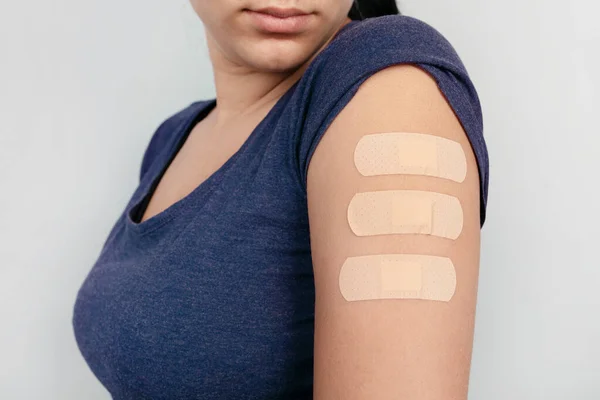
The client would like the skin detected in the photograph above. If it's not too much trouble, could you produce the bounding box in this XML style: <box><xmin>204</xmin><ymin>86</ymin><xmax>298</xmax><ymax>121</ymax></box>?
<box><xmin>145</xmin><ymin>2</ymin><xmax>481</xmax><ymax>399</ymax></box>
<box><xmin>141</xmin><ymin>0</ymin><xmax>353</xmax><ymax>221</ymax></box>
<box><xmin>307</xmin><ymin>64</ymin><xmax>480</xmax><ymax>399</ymax></box>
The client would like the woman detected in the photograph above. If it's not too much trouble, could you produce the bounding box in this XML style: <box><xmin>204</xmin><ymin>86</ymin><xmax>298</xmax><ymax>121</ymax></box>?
<box><xmin>73</xmin><ymin>0</ymin><xmax>489</xmax><ymax>398</ymax></box>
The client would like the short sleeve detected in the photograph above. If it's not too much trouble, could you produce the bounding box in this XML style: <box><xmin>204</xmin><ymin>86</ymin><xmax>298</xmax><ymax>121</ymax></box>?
<box><xmin>295</xmin><ymin>15</ymin><xmax>489</xmax><ymax>226</ymax></box>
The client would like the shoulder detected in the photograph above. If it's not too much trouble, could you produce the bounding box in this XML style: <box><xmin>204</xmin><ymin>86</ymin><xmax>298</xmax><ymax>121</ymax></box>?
<box><xmin>304</xmin><ymin>14</ymin><xmax>474</xmax><ymax>106</ymax></box>
<box><xmin>300</xmin><ymin>14</ymin><xmax>479</xmax><ymax>137</ymax></box>
<box><xmin>343</xmin><ymin>14</ymin><xmax>457</xmax><ymax>48</ymax></box>
<box><xmin>297</xmin><ymin>15</ymin><xmax>488</xmax><ymax>224</ymax></box>
<box><xmin>315</xmin><ymin>14</ymin><xmax>467</xmax><ymax>80</ymax></box>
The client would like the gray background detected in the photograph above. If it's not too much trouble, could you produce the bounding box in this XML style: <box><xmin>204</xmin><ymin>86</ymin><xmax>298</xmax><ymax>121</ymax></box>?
<box><xmin>1</xmin><ymin>0</ymin><xmax>598</xmax><ymax>398</ymax></box>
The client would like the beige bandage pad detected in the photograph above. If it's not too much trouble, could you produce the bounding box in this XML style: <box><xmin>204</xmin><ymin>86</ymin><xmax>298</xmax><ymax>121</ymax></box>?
<box><xmin>339</xmin><ymin>254</ymin><xmax>456</xmax><ymax>302</ymax></box>
<box><xmin>354</xmin><ymin>132</ymin><xmax>467</xmax><ymax>183</ymax></box>
<box><xmin>347</xmin><ymin>190</ymin><xmax>463</xmax><ymax>239</ymax></box>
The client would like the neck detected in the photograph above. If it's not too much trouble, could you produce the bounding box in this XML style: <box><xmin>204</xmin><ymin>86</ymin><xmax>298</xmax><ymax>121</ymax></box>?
<box><xmin>204</xmin><ymin>18</ymin><xmax>354</xmax><ymax>129</ymax></box>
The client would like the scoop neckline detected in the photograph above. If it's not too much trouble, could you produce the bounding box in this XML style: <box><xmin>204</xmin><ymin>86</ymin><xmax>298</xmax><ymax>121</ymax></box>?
<box><xmin>124</xmin><ymin>77</ymin><xmax>303</xmax><ymax>236</ymax></box>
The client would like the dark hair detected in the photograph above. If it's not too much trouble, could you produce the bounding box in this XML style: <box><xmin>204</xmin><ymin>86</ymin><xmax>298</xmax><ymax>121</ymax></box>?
<box><xmin>348</xmin><ymin>0</ymin><xmax>401</xmax><ymax>20</ymax></box>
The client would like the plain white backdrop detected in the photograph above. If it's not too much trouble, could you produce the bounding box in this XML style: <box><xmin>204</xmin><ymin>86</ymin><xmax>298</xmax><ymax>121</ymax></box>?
<box><xmin>1</xmin><ymin>0</ymin><xmax>598</xmax><ymax>398</ymax></box>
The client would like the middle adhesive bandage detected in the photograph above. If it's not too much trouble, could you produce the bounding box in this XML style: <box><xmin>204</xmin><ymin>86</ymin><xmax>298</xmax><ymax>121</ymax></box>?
<box><xmin>347</xmin><ymin>190</ymin><xmax>463</xmax><ymax>239</ymax></box>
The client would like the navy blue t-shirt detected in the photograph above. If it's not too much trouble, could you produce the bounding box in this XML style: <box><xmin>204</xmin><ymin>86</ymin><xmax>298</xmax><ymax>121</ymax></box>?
<box><xmin>73</xmin><ymin>15</ymin><xmax>489</xmax><ymax>399</ymax></box>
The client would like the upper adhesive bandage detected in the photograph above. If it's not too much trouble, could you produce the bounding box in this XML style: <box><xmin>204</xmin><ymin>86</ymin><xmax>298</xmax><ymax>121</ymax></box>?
<box><xmin>354</xmin><ymin>132</ymin><xmax>467</xmax><ymax>183</ymax></box>
<box><xmin>339</xmin><ymin>254</ymin><xmax>457</xmax><ymax>302</ymax></box>
<box><xmin>347</xmin><ymin>190</ymin><xmax>463</xmax><ymax>239</ymax></box>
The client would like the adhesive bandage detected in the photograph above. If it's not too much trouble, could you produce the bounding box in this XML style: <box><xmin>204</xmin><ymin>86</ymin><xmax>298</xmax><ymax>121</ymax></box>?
<box><xmin>339</xmin><ymin>254</ymin><xmax>456</xmax><ymax>302</ymax></box>
<box><xmin>354</xmin><ymin>132</ymin><xmax>467</xmax><ymax>182</ymax></box>
<box><xmin>347</xmin><ymin>190</ymin><xmax>463</xmax><ymax>239</ymax></box>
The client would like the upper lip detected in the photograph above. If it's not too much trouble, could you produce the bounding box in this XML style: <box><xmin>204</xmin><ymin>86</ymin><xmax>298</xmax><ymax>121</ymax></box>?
<box><xmin>250</xmin><ymin>6</ymin><xmax>310</xmax><ymax>17</ymax></box>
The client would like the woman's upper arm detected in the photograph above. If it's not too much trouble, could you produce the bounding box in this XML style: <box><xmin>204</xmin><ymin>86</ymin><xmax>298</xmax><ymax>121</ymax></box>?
<box><xmin>307</xmin><ymin>64</ymin><xmax>482</xmax><ymax>400</ymax></box>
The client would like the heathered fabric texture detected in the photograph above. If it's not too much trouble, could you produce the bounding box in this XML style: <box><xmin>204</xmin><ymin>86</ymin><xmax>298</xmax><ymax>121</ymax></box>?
<box><xmin>73</xmin><ymin>15</ymin><xmax>489</xmax><ymax>399</ymax></box>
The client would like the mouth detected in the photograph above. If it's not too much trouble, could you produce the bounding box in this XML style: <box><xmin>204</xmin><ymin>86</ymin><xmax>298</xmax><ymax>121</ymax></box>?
<box><xmin>246</xmin><ymin>6</ymin><xmax>311</xmax><ymax>18</ymax></box>
<box><xmin>243</xmin><ymin>7</ymin><xmax>314</xmax><ymax>34</ymax></box>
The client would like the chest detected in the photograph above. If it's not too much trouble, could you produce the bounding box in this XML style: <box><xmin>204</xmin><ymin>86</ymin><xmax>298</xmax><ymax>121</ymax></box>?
<box><xmin>72</xmin><ymin>126</ymin><xmax>315</xmax><ymax>397</ymax></box>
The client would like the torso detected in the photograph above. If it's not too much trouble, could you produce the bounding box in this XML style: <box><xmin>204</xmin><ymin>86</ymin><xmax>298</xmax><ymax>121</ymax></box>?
<box><xmin>73</xmin><ymin>93</ymin><xmax>319</xmax><ymax>399</ymax></box>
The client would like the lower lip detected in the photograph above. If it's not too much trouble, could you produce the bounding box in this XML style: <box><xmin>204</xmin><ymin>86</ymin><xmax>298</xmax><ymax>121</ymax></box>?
<box><xmin>244</xmin><ymin>10</ymin><xmax>313</xmax><ymax>34</ymax></box>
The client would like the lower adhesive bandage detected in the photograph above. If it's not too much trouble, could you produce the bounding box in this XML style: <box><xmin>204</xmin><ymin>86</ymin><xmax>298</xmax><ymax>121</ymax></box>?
<box><xmin>339</xmin><ymin>254</ymin><xmax>456</xmax><ymax>302</ymax></box>
<box><xmin>347</xmin><ymin>190</ymin><xmax>463</xmax><ymax>239</ymax></box>
<box><xmin>354</xmin><ymin>132</ymin><xmax>467</xmax><ymax>183</ymax></box>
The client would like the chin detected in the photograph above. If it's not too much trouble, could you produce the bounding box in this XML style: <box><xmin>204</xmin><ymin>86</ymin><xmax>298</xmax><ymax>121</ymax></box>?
<box><xmin>238</xmin><ymin>35</ymin><xmax>311</xmax><ymax>69</ymax></box>
<box><xmin>246</xmin><ymin>50</ymin><xmax>309</xmax><ymax>73</ymax></box>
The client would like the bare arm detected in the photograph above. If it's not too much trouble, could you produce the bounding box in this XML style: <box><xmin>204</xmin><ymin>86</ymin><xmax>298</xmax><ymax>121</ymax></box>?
<box><xmin>308</xmin><ymin>64</ymin><xmax>482</xmax><ymax>400</ymax></box>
